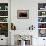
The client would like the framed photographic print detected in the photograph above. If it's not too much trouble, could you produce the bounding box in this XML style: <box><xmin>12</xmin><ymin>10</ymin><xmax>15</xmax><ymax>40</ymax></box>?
<box><xmin>17</xmin><ymin>10</ymin><xmax>29</xmax><ymax>19</ymax></box>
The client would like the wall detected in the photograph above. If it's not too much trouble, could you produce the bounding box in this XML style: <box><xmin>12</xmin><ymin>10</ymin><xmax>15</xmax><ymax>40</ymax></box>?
<box><xmin>11</xmin><ymin>0</ymin><xmax>46</xmax><ymax>46</ymax></box>
<box><xmin>11</xmin><ymin>0</ymin><xmax>46</xmax><ymax>30</ymax></box>
<box><xmin>11</xmin><ymin>0</ymin><xmax>38</xmax><ymax>30</ymax></box>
